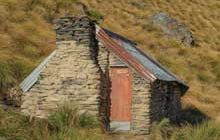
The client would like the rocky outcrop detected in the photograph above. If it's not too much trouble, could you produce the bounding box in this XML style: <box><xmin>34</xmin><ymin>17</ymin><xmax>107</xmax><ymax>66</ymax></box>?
<box><xmin>152</xmin><ymin>12</ymin><xmax>195</xmax><ymax>46</ymax></box>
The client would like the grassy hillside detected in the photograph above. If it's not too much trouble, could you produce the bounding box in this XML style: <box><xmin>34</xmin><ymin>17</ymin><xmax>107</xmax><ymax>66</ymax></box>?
<box><xmin>0</xmin><ymin>0</ymin><xmax>55</xmax><ymax>92</ymax></box>
<box><xmin>0</xmin><ymin>0</ymin><xmax>220</xmax><ymax>139</ymax></box>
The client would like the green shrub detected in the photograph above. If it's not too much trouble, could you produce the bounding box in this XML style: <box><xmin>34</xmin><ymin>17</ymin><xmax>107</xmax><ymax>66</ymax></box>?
<box><xmin>88</xmin><ymin>10</ymin><xmax>103</xmax><ymax>22</ymax></box>
<box><xmin>49</xmin><ymin>104</ymin><xmax>98</xmax><ymax>129</ymax></box>
<box><xmin>79</xmin><ymin>113</ymin><xmax>98</xmax><ymax>128</ymax></box>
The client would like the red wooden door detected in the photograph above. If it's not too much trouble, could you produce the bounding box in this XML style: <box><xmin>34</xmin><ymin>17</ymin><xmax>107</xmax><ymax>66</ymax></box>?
<box><xmin>110</xmin><ymin>67</ymin><xmax>132</xmax><ymax>121</ymax></box>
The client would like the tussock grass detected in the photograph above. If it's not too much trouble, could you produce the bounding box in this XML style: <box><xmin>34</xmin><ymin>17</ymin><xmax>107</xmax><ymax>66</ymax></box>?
<box><xmin>0</xmin><ymin>105</ymin><xmax>103</xmax><ymax>140</ymax></box>
<box><xmin>150</xmin><ymin>119</ymin><xmax>220</xmax><ymax>140</ymax></box>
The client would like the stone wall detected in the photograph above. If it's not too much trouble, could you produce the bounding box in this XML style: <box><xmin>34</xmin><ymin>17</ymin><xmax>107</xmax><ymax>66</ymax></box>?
<box><xmin>97</xmin><ymin>43</ymin><xmax>111</xmax><ymax>130</ymax></box>
<box><xmin>21</xmin><ymin>41</ymin><xmax>100</xmax><ymax>118</ymax></box>
<box><xmin>21</xmin><ymin>17</ymin><xmax>101</xmax><ymax>118</ymax></box>
<box><xmin>131</xmin><ymin>73</ymin><xmax>151</xmax><ymax>135</ymax></box>
<box><xmin>150</xmin><ymin>80</ymin><xmax>182</xmax><ymax>123</ymax></box>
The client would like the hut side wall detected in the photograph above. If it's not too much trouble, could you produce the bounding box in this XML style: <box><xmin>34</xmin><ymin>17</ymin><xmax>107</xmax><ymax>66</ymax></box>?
<box><xmin>150</xmin><ymin>80</ymin><xmax>182</xmax><ymax>123</ymax></box>
<box><xmin>131</xmin><ymin>73</ymin><xmax>151</xmax><ymax>135</ymax></box>
<box><xmin>21</xmin><ymin>17</ymin><xmax>101</xmax><ymax>118</ymax></box>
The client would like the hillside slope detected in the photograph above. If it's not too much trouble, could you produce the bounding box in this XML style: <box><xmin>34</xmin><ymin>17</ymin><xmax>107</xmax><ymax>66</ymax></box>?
<box><xmin>0</xmin><ymin>0</ymin><xmax>220</xmax><ymax>121</ymax></box>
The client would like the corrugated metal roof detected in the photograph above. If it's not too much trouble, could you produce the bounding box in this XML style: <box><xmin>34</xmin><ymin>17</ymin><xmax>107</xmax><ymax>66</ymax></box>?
<box><xmin>96</xmin><ymin>25</ymin><xmax>188</xmax><ymax>93</ymax></box>
<box><xmin>20</xmin><ymin>50</ymin><xmax>57</xmax><ymax>93</ymax></box>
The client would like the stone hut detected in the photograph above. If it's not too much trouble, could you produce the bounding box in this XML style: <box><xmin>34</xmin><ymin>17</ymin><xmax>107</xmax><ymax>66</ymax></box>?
<box><xmin>20</xmin><ymin>16</ymin><xmax>189</xmax><ymax>135</ymax></box>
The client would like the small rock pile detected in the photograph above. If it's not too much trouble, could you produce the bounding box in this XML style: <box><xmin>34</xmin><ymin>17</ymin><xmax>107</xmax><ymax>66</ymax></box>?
<box><xmin>151</xmin><ymin>12</ymin><xmax>195</xmax><ymax>46</ymax></box>
<box><xmin>55</xmin><ymin>16</ymin><xmax>96</xmax><ymax>44</ymax></box>
<box><xmin>4</xmin><ymin>87</ymin><xmax>22</xmax><ymax>107</ymax></box>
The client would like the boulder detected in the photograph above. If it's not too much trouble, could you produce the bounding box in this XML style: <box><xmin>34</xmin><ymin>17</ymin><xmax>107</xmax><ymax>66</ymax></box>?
<box><xmin>5</xmin><ymin>87</ymin><xmax>22</xmax><ymax>107</ymax></box>
<box><xmin>151</xmin><ymin>12</ymin><xmax>195</xmax><ymax>46</ymax></box>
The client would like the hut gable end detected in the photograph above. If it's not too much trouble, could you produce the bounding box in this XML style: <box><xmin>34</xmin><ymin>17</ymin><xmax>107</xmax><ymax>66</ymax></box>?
<box><xmin>21</xmin><ymin>17</ymin><xmax>101</xmax><ymax>118</ymax></box>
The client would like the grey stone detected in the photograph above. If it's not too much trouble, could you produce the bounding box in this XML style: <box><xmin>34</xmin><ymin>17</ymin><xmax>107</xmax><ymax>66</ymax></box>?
<box><xmin>151</xmin><ymin>12</ymin><xmax>195</xmax><ymax>46</ymax></box>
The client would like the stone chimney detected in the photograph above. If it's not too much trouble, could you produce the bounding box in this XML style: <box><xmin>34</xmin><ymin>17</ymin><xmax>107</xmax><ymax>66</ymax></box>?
<box><xmin>55</xmin><ymin>16</ymin><xmax>96</xmax><ymax>43</ymax></box>
<box><xmin>53</xmin><ymin>16</ymin><xmax>100</xmax><ymax>115</ymax></box>
<box><xmin>55</xmin><ymin>16</ymin><xmax>110</xmax><ymax>131</ymax></box>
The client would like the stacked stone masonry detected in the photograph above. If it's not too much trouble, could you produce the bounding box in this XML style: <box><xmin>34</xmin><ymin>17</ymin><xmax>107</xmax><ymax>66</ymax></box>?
<box><xmin>21</xmin><ymin>17</ymin><xmax>100</xmax><ymax>118</ymax></box>
<box><xmin>21</xmin><ymin>16</ymin><xmax>183</xmax><ymax>135</ymax></box>
<box><xmin>131</xmin><ymin>73</ymin><xmax>151</xmax><ymax>134</ymax></box>
<box><xmin>150</xmin><ymin>80</ymin><xmax>182</xmax><ymax>123</ymax></box>
<box><xmin>55</xmin><ymin>16</ymin><xmax>96</xmax><ymax>44</ymax></box>
<box><xmin>97</xmin><ymin>43</ymin><xmax>111</xmax><ymax>130</ymax></box>
<box><xmin>21</xmin><ymin>41</ymin><xmax>101</xmax><ymax>118</ymax></box>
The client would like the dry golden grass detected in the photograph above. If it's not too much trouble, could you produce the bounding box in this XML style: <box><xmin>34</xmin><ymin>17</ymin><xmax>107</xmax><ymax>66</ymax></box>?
<box><xmin>0</xmin><ymin>0</ymin><xmax>219</xmax><ymax>121</ymax></box>
<box><xmin>0</xmin><ymin>1</ymin><xmax>220</xmax><ymax>139</ymax></box>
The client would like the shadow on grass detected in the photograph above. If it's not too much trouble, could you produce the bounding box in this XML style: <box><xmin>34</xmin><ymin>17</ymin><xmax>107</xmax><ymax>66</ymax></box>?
<box><xmin>180</xmin><ymin>107</ymin><xmax>209</xmax><ymax>125</ymax></box>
